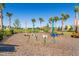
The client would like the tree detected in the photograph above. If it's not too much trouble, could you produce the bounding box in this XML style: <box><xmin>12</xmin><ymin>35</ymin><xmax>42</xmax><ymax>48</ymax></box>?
<box><xmin>57</xmin><ymin>26</ymin><xmax>61</xmax><ymax>31</ymax></box>
<box><xmin>74</xmin><ymin>6</ymin><xmax>79</xmax><ymax>19</ymax></box>
<box><xmin>39</xmin><ymin>18</ymin><xmax>44</xmax><ymax>27</ymax></box>
<box><xmin>13</xmin><ymin>19</ymin><xmax>21</xmax><ymax>29</ymax></box>
<box><xmin>49</xmin><ymin>17</ymin><xmax>53</xmax><ymax>32</ymax></box>
<box><xmin>25</xmin><ymin>20</ymin><xmax>27</xmax><ymax>29</ymax></box>
<box><xmin>61</xmin><ymin>13</ymin><xmax>70</xmax><ymax>32</ymax></box>
<box><xmin>74</xmin><ymin>6</ymin><xmax>79</xmax><ymax>33</ymax></box>
<box><xmin>46</xmin><ymin>23</ymin><xmax>49</xmax><ymax>28</ymax></box>
<box><xmin>53</xmin><ymin>16</ymin><xmax>60</xmax><ymax>30</ymax></box>
<box><xmin>6</xmin><ymin>12</ymin><xmax>12</xmax><ymax>29</ymax></box>
<box><xmin>0</xmin><ymin>3</ymin><xmax>5</xmax><ymax>30</ymax></box>
<box><xmin>32</xmin><ymin>18</ymin><xmax>36</xmax><ymax>32</ymax></box>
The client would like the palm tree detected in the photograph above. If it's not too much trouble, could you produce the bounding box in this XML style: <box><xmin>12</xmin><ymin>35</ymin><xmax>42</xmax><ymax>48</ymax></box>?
<box><xmin>61</xmin><ymin>13</ymin><xmax>70</xmax><ymax>32</ymax></box>
<box><xmin>13</xmin><ymin>19</ymin><xmax>20</xmax><ymax>29</ymax></box>
<box><xmin>74</xmin><ymin>6</ymin><xmax>79</xmax><ymax>33</ymax></box>
<box><xmin>25</xmin><ymin>20</ymin><xmax>27</xmax><ymax>29</ymax></box>
<box><xmin>74</xmin><ymin>6</ymin><xmax>79</xmax><ymax>19</ymax></box>
<box><xmin>49</xmin><ymin>17</ymin><xmax>53</xmax><ymax>32</ymax></box>
<box><xmin>6</xmin><ymin>12</ymin><xmax>12</xmax><ymax>29</ymax></box>
<box><xmin>0</xmin><ymin>3</ymin><xmax>5</xmax><ymax>30</ymax></box>
<box><xmin>39</xmin><ymin>18</ymin><xmax>44</xmax><ymax>27</ymax></box>
<box><xmin>32</xmin><ymin>18</ymin><xmax>36</xmax><ymax>33</ymax></box>
<box><xmin>53</xmin><ymin>16</ymin><xmax>60</xmax><ymax>30</ymax></box>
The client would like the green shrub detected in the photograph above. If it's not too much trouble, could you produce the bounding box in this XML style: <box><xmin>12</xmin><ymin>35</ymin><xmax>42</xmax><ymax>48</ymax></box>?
<box><xmin>24</xmin><ymin>29</ymin><xmax>32</xmax><ymax>33</ymax></box>
<box><xmin>20</xmin><ymin>29</ymin><xmax>25</xmax><ymax>33</ymax></box>
<box><xmin>13</xmin><ymin>29</ymin><xmax>24</xmax><ymax>33</ymax></box>
<box><xmin>0</xmin><ymin>31</ymin><xmax>3</xmax><ymax>41</ymax></box>
<box><xmin>10</xmin><ymin>29</ymin><xmax>14</xmax><ymax>34</ymax></box>
<box><xmin>34</xmin><ymin>29</ymin><xmax>40</xmax><ymax>33</ymax></box>
<box><xmin>13</xmin><ymin>29</ymin><xmax>19</xmax><ymax>33</ymax></box>
<box><xmin>43</xmin><ymin>28</ymin><xmax>49</xmax><ymax>33</ymax></box>
<box><xmin>4</xmin><ymin>28</ymin><xmax>12</xmax><ymax>36</ymax></box>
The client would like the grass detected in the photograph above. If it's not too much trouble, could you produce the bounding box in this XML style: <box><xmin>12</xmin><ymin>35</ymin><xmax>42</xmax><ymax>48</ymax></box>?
<box><xmin>56</xmin><ymin>31</ymin><xmax>72</xmax><ymax>36</ymax></box>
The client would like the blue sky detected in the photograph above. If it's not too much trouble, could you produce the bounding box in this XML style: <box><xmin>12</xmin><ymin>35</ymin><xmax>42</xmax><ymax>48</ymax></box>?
<box><xmin>3</xmin><ymin>3</ymin><xmax>79</xmax><ymax>28</ymax></box>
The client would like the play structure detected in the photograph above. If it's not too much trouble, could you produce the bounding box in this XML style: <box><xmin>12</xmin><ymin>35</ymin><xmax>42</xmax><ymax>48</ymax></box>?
<box><xmin>50</xmin><ymin>17</ymin><xmax>59</xmax><ymax>37</ymax></box>
<box><xmin>71</xmin><ymin>32</ymin><xmax>79</xmax><ymax>38</ymax></box>
<box><xmin>71</xmin><ymin>20</ymin><xmax>79</xmax><ymax>38</ymax></box>
<box><xmin>0</xmin><ymin>44</ymin><xmax>18</xmax><ymax>52</ymax></box>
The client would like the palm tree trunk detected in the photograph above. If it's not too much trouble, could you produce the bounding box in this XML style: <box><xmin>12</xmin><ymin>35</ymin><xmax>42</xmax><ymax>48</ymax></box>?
<box><xmin>25</xmin><ymin>21</ymin><xmax>27</xmax><ymax>29</ymax></box>
<box><xmin>0</xmin><ymin>10</ymin><xmax>3</xmax><ymax>30</ymax></box>
<box><xmin>62</xmin><ymin>20</ymin><xmax>64</xmax><ymax>32</ymax></box>
<box><xmin>40</xmin><ymin>22</ymin><xmax>41</xmax><ymax>27</ymax></box>
<box><xmin>50</xmin><ymin>23</ymin><xmax>52</xmax><ymax>33</ymax></box>
<box><xmin>40</xmin><ymin>22</ymin><xmax>41</xmax><ymax>30</ymax></box>
<box><xmin>75</xmin><ymin>12</ymin><xmax>78</xmax><ymax>33</ymax></box>
<box><xmin>49</xmin><ymin>23</ymin><xmax>52</xmax><ymax>33</ymax></box>
<box><xmin>75</xmin><ymin>12</ymin><xmax>76</xmax><ymax>19</ymax></box>
<box><xmin>8</xmin><ymin>17</ymin><xmax>11</xmax><ymax>29</ymax></box>
<box><xmin>33</xmin><ymin>23</ymin><xmax>35</xmax><ymax>33</ymax></box>
<box><xmin>55</xmin><ymin>22</ymin><xmax>57</xmax><ymax>31</ymax></box>
<box><xmin>75</xmin><ymin>26</ymin><xmax>78</xmax><ymax>33</ymax></box>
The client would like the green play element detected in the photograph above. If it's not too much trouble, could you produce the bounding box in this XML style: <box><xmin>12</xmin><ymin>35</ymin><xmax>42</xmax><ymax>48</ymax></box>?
<box><xmin>51</xmin><ymin>17</ymin><xmax>58</xmax><ymax>35</ymax></box>
<box><xmin>51</xmin><ymin>18</ymin><xmax>56</xmax><ymax>34</ymax></box>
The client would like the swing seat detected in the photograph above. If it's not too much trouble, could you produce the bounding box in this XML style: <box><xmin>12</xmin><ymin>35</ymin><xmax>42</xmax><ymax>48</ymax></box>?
<box><xmin>51</xmin><ymin>33</ymin><xmax>59</xmax><ymax>37</ymax></box>
<box><xmin>0</xmin><ymin>44</ymin><xmax>18</xmax><ymax>52</ymax></box>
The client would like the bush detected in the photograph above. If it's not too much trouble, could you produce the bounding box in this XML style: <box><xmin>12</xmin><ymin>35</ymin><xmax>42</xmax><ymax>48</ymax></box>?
<box><xmin>34</xmin><ymin>29</ymin><xmax>40</xmax><ymax>33</ymax></box>
<box><xmin>25</xmin><ymin>28</ymin><xmax>40</xmax><ymax>33</ymax></box>
<box><xmin>0</xmin><ymin>31</ymin><xmax>3</xmax><ymax>41</ymax></box>
<box><xmin>4</xmin><ymin>28</ymin><xmax>13</xmax><ymax>36</ymax></box>
<box><xmin>10</xmin><ymin>29</ymin><xmax>14</xmax><ymax>34</ymax></box>
<box><xmin>43</xmin><ymin>29</ymin><xmax>49</xmax><ymax>32</ymax></box>
<box><xmin>24</xmin><ymin>29</ymin><xmax>32</xmax><ymax>33</ymax></box>
<box><xmin>43</xmin><ymin>29</ymin><xmax>47</xmax><ymax>32</ymax></box>
<box><xmin>13</xmin><ymin>29</ymin><xmax>24</xmax><ymax>33</ymax></box>
<box><xmin>13</xmin><ymin>29</ymin><xmax>19</xmax><ymax>34</ymax></box>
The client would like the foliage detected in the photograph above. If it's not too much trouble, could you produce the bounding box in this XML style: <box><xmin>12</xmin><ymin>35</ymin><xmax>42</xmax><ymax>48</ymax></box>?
<box><xmin>61</xmin><ymin>13</ymin><xmax>70</xmax><ymax>21</ymax></box>
<box><xmin>39</xmin><ymin>18</ymin><xmax>44</xmax><ymax>25</ymax></box>
<box><xmin>13</xmin><ymin>29</ymin><xmax>21</xmax><ymax>34</ymax></box>
<box><xmin>43</xmin><ymin>29</ymin><xmax>49</xmax><ymax>32</ymax></box>
<box><xmin>0</xmin><ymin>30</ymin><xmax>3</xmax><ymax>41</ymax></box>
<box><xmin>0</xmin><ymin>3</ymin><xmax>5</xmax><ymax>10</ymax></box>
<box><xmin>24</xmin><ymin>28</ymin><xmax>40</xmax><ymax>33</ymax></box>
<box><xmin>6</xmin><ymin>12</ymin><xmax>13</xmax><ymax>28</ymax></box>
<box><xmin>4</xmin><ymin>28</ymin><xmax>13</xmax><ymax>36</ymax></box>
<box><xmin>6</xmin><ymin>12</ymin><xmax>12</xmax><ymax>17</ymax></box>
<box><xmin>32</xmin><ymin>18</ymin><xmax>36</xmax><ymax>33</ymax></box>
<box><xmin>43</xmin><ymin>24</ymin><xmax>50</xmax><ymax>33</ymax></box>
<box><xmin>54</xmin><ymin>16</ymin><xmax>60</xmax><ymax>22</ymax></box>
<box><xmin>49</xmin><ymin>17</ymin><xmax>53</xmax><ymax>24</ymax></box>
<box><xmin>74</xmin><ymin>6</ymin><xmax>79</xmax><ymax>12</ymax></box>
<box><xmin>13</xmin><ymin>19</ymin><xmax>21</xmax><ymax>29</ymax></box>
<box><xmin>32</xmin><ymin>18</ymin><xmax>36</xmax><ymax>23</ymax></box>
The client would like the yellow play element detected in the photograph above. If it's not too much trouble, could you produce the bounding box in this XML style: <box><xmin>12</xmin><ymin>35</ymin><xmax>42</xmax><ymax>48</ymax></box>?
<box><xmin>66</xmin><ymin>25</ymin><xmax>71</xmax><ymax>31</ymax></box>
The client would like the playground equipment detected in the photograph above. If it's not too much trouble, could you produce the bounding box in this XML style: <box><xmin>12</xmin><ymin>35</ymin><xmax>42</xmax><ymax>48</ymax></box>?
<box><xmin>66</xmin><ymin>25</ymin><xmax>72</xmax><ymax>31</ymax></box>
<box><xmin>0</xmin><ymin>44</ymin><xmax>18</xmax><ymax>52</ymax></box>
<box><xmin>51</xmin><ymin>18</ymin><xmax>59</xmax><ymax>37</ymax></box>
<box><xmin>71</xmin><ymin>32</ymin><xmax>79</xmax><ymax>38</ymax></box>
<box><xmin>71</xmin><ymin>19</ymin><xmax>79</xmax><ymax>38</ymax></box>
